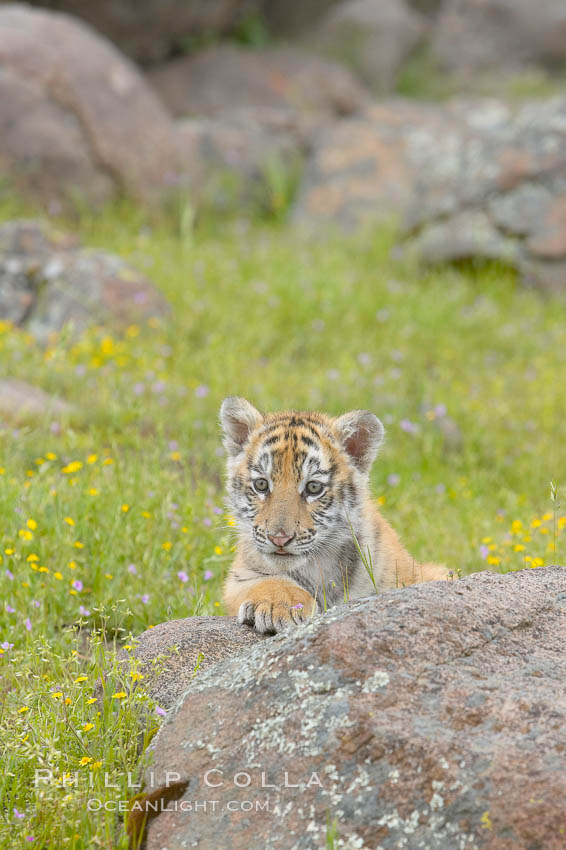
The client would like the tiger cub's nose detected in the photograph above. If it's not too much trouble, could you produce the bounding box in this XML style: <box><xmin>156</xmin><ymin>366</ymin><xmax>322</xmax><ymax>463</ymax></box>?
<box><xmin>268</xmin><ymin>531</ymin><xmax>294</xmax><ymax>548</ymax></box>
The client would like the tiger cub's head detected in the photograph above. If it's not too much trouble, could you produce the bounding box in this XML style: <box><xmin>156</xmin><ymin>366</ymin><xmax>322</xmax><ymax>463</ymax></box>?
<box><xmin>220</xmin><ymin>397</ymin><xmax>384</xmax><ymax>565</ymax></box>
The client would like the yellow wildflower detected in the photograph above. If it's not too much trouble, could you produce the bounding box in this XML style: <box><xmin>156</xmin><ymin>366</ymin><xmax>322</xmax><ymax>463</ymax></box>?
<box><xmin>64</xmin><ymin>517</ymin><xmax>75</xmax><ymax>527</ymax></box>
<box><xmin>112</xmin><ymin>692</ymin><xmax>127</xmax><ymax>700</ymax></box>
<box><xmin>83</xmin><ymin>723</ymin><xmax>95</xmax><ymax>732</ymax></box>
<box><xmin>62</xmin><ymin>461</ymin><xmax>83</xmax><ymax>474</ymax></box>
<box><xmin>27</xmin><ymin>519</ymin><xmax>37</xmax><ymax>531</ymax></box>
<box><xmin>80</xmin><ymin>757</ymin><xmax>92</xmax><ymax>766</ymax></box>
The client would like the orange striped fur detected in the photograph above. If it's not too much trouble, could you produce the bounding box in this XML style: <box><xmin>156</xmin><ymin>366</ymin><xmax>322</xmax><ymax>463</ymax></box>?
<box><xmin>220</xmin><ymin>397</ymin><xmax>448</xmax><ymax>633</ymax></box>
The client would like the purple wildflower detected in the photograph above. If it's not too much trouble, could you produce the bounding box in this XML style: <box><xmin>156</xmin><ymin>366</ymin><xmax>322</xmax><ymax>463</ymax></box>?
<box><xmin>177</xmin><ymin>571</ymin><xmax>189</xmax><ymax>583</ymax></box>
<box><xmin>204</xmin><ymin>570</ymin><xmax>213</xmax><ymax>581</ymax></box>
<box><xmin>6</xmin><ymin>605</ymin><xmax>15</xmax><ymax>613</ymax></box>
<box><xmin>400</xmin><ymin>419</ymin><xmax>419</xmax><ymax>435</ymax></box>
<box><xmin>195</xmin><ymin>385</ymin><xmax>209</xmax><ymax>398</ymax></box>
<box><xmin>1</xmin><ymin>641</ymin><xmax>14</xmax><ymax>650</ymax></box>
<box><xmin>155</xmin><ymin>706</ymin><xmax>166</xmax><ymax>717</ymax></box>
<box><xmin>141</xmin><ymin>594</ymin><xmax>150</xmax><ymax>604</ymax></box>
<box><xmin>480</xmin><ymin>545</ymin><xmax>489</xmax><ymax>560</ymax></box>
<box><xmin>387</xmin><ymin>474</ymin><xmax>401</xmax><ymax>487</ymax></box>
<box><xmin>72</xmin><ymin>580</ymin><xmax>83</xmax><ymax>592</ymax></box>
<box><xmin>79</xmin><ymin>606</ymin><xmax>91</xmax><ymax>617</ymax></box>
<box><xmin>24</xmin><ymin>618</ymin><xmax>32</xmax><ymax>632</ymax></box>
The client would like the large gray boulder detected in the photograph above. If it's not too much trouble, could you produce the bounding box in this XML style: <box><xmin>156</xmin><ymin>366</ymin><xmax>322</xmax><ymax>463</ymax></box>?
<box><xmin>431</xmin><ymin>0</ymin><xmax>566</xmax><ymax>75</ymax></box>
<box><xmin>148</xmin><ymin>44</ymin><xmax>370</xmax><ymax>126</ymax></box>
<box><xmin>150</xmin><ymin>44</ymin><xmax>371</xmax><ymax>212</ymax></box>
<box><xmin>0</xmin><ymin>4</ymin><xmax>182</xmax><ymax>210</ymax></box>
<box><xmin>25</xmin><ymin>0</ymin><xmax>250</xmax><ymax>63</ymax></box>
<box><xmin>119</xmin><ymin>615</ymin><xmax>268</xmax><ymax>711</ymax></box>
<box><xmin>0</xmin><ymin>220</ymin><xmax>168</xmax><ymax>342</ymax></box>
<box><xmin>294</xmin><ymin>97</ymin><xmax>566</xmax><ymax>292</ymax></box>
<box><xmin>138</xmin><ymin>566</ymin><xmax>566</xmax><ymax>850</ymax></box>
<box><xmin>307</xmin><ymin>0</ymin><xmax>427</xmax><ymax>91</ymax></box>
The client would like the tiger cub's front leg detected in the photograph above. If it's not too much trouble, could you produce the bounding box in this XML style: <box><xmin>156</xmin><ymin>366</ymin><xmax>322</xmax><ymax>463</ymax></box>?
<box><xmin>224</xmin><ymin>571</ymin><xmax>319</xmax><ymax>634</ymax></box>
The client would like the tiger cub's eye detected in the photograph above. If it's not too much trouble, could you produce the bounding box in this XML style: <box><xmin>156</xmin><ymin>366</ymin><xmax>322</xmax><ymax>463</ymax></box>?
<box><xmin>253</xmin><ymin>477</ymin><xmax>269</xmax><ymax>494</ymax></box>
<box><xmin>305</xmin><ymin>480</ymin><xmax>324</xmax><ymax>496</ymax></box>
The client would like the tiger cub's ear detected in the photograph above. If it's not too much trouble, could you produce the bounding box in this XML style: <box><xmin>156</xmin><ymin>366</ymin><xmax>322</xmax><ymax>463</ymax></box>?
<box><xmin>333</xmin><ymin>410</ymin><xmax>384</xmax><ymax>474</ymax></box>
<box><xmin>220</xmin><ymin>397</ymin><xmax>263</xmax><ymax>457</ymax></box>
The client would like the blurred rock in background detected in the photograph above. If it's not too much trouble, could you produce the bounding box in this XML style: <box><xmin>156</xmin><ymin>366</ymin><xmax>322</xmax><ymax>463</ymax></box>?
<box><xmin>305</xmin><ymin>0</ymin><xmax>427</xmax><ymax>90</ymax></box>
<box><xmin>0</xmin><ymin>4</ymin><xmax>183</xmax><ymax>208</ymax></box>
<box><xmin>24</xmin><ymin>0</ymin><xmax>252</xmax><ymax>62</ymax></box>
<box><xmin>2</xmin><ymin>0</ymin><xmax>566</xmax><ymax>289</ymax></box>
<box><xmin>0</xmin><ymin>219</ymin><xmax>168</xmax><ymax>343</ymax></box>
<box><xmin>431</xmin><ymin>0</ymin><xmax>566</xmax><ymax>76</ymax></box>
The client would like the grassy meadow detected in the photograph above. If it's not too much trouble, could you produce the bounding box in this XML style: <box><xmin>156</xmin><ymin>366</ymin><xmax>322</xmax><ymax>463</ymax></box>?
<box><xmin>0</xmin><ymin>199</ymin><xmax>565</xmax><ymax>847</ymax></box>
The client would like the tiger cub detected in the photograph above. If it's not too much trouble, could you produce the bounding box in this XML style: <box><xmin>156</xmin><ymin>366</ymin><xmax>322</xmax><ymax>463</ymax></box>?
<box><xmin>221</xmin><ymin>397</ymin><xmax>448</xmax><ymax>634</ymax></box>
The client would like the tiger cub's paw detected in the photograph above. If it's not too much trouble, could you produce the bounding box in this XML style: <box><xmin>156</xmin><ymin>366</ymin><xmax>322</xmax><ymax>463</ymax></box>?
<box><xmin>238</xmin><ymin>581</ymin><xmax>319</xmax><ymax>634</ymax></box>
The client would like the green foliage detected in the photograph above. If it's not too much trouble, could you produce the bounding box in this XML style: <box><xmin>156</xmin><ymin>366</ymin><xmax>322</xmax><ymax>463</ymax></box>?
<box><xmin>0</xmin><ymin>198</ymin><xmax>565</xmax><ymax>845</ymax></box>
<box><xmin>397</xmin><ymin>47</ymin><xmax>566</xmax><ymax>101</ymax></box>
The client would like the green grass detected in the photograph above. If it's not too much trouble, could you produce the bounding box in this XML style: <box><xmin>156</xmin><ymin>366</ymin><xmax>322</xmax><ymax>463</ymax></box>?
<box><xmin>0</xmin><ymin>198</ymin><xmax>565</xmax><ymax>847</ymax></box>
<box><xmin>397</xmin><ymin>47</ymin><xmax>566</xmax><ymax>102</ymax></box>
